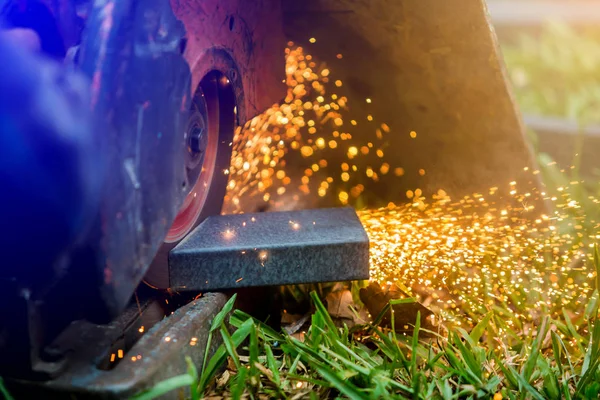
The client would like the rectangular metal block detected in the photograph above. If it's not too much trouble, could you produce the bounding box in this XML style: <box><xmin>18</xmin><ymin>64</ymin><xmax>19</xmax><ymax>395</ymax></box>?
<box><xmin>169</xmin><ymin>207</ymin><xmax>370</xmax><ymax>291</ymax></box>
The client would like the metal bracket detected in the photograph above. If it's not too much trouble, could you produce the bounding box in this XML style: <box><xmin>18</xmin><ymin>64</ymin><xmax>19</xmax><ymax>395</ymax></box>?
<box><xmin>5</xmin><ymin>293</ymin><xmax>227</xmax><ymax>399</ymax></box>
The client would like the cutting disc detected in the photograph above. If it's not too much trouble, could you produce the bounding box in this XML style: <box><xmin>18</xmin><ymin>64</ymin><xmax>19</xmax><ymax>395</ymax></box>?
<box><xmin>76</xmin><ymin>0</ymin><xmax>195</xmax><ymax>319</ymax></box>
<box><xmin>144</xmin><ymin>66</ymin><xmax>237</xmax><ymax>289</ymax></box>
<box><xmin>63</xmin><ymin>0</ymin><xmax>236</xmax><ymax>318</ymax></box>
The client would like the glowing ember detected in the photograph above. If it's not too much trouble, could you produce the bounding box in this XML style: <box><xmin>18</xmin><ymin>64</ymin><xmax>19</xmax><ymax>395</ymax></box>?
<box><xmin>223</xmin><ymin>44</ymin><xmax>398</xmax><ymax>213</ymax></box>
<box><xmin>223</xmin><ymin>229</ymin><xmax>235</xmax><ymax>240</ymax></box>
<box><xmin>360</xmin><ymin>182</ymin><xmax>599</xmax><ymax>327</ymax></box>
<box><xmin>224</xmin><ymin>42</ymin><xmax>600</xmax><ymax>329</ymax></box>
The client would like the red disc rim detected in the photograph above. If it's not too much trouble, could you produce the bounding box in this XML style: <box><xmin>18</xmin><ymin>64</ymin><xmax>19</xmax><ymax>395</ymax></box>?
<box><xmin>165</xmin><ymin>81</ymin><xmax>220</xmax><ymax>243</ymax></box>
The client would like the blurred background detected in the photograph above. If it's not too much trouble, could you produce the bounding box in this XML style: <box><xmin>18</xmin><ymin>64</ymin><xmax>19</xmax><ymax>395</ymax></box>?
<box><xmin>491</xmin><ymin>0</ymin><xmax>600</xmax><ymax>195</ymax></box>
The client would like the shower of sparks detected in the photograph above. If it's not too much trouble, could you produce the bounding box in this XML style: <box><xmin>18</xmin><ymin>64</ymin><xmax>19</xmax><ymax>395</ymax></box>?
<box><xmin>360</xmin><ymin>183</ymin><xmax>600</xmax><ymax>327</ymax></box>
<box><xmin>223</xmin><ymin>42</ymin><xmax>600</xmax><ymax>328</ymax></box>
<box><xmin>223</xmin><ymin>43</ymin><xmax>396</xmax><ymax>214</ymax></box>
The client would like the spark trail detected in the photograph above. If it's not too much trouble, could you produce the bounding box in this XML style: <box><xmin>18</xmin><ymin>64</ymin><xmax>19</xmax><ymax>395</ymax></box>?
<box><xmin>224</xmin><ymin>42</ymin><xmax>600</xmax><ymax>328</ymax></box>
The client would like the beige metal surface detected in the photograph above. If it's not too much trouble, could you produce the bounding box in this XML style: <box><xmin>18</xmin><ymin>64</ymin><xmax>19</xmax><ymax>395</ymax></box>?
<box><xmin>488</xmin><ymin>1</ymin><xmax>600</xmax><ymax>25</ymax></box>
<box><xmin>173</xmin><ymin>0</ymin><xmax>286</xmax><ymax>124</ymax></box>
<box><xmin>283</xmin><ymin>0</ymin><xmax>539</xmax><ymax>203</ymax></box>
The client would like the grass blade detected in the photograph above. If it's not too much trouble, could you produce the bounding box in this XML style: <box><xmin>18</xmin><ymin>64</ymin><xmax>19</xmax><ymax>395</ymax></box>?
<box><xmin>538</xmin><ymin>357</ymin><xmax>560</xmax><ymax>400</ymax></box>
<box><xmin>289</xmin><ymin>353</ymin><xmax>302</xmax><ymax>375</ymax></box>
<box><xmin>185</xmin><ymin>356</ymin><xmax>200</xmax><ymax>400</ymax></box>
<box><xmin>522</xmin><ymin>316</ymin><xmax>549</xmax><ymax>382</ymax></box>
<box><xmin>199</xmin><ymin>294</ymin><xmax>237</xmax><ymax>392</ymax></box>
<box><xmin>595</xmin><ymin>243</ymin><xmax>600</xmax><ymax>293</ymax></box>
<box><xmin>551</xmin><ymin>330</ymin><xmax>576</xmax><ymax>378</ymax></box>
<box><xmin>319</xmin><ymin>345</ymin><xmax>371</xmax><ymax>375</ymax></box>
<box><xmin>0</xmin><ymin>378</ymin><xmax>15</xmax><ymax>400</ymax></box>
<box><xmin>199</xmin><ymin>318</ymin><xmax>253</xmax><ymax>393</ymax></box>
<box><xmin>494</xmin><ymin>354</ymin><xmax>519</xmax><ymax>389</ymax></box>
<box><xmin>333</xmin><ymin>339</ymin><xmax>373</xmax><ymax>369</ymax></box>
<box><xmin>562</xmin><ymin>309</ymin><xmax>585</xmax><ymax>353</ymax></box>
<box><xmin>314</xmin><ymin>365</ymin><xmax>365</xmax><ymax>400</ymax></box>
<box><xmin>210</xmin><ymin>294</ymin><xmax>236</xmax><ymax>333</ymax></box>
<box><xmin>584</xmin><ymin>290</ymin><xmax>599</xmax><ymax>322</ymax></box>
<box><xmin>371</xmin><ymin>303</ymin><xmax>392</xmax><ymax>327</ymax></box>
<box><xmin>390</xmin><ymin>297</ymin><xmax>417</xmax><ymax>305</ymax></box>
<box><xmin>575</xmin><ymin>358</ymin><xmax>600</xmax><ymax>396</ymax></box>
<box><xmin>287</xmin><ymin>373</ymin><xmax>330</xmax><ymax>387</ymax></box>
<box><xmin>509</xmin><ymin>365</ymin><xmax>546</xmax><ymax>400</ymax></box>
<box><xmin>411</xmin><ymin>311</ymin><xmax>421</xmax><ymax>378</ymax></box>
<box><xmin>551</xmin><ymin>330</ymin><xmax>564</xmax><ymax>377</ymax></box>
<box><xmin>130</xmin><ymin>374</ymin><xmax>195</xmax><ymax>400</ymax></box>
<box><xmin>231</xmin><ymin>363</ymin><xmax>249</xmax><ymax>400</ymax></box>
<box><xmin>230</xmin><ymin>309</ymin><xmax>282</xmax><ymax>341</ymax></box>
<box><xmin>439</xmin><ymin>379</ymin><xmax>452</xmax><ymax>399</ymax></box>
<box><xmin>452</xmin><ymin>334</ymin><xmax>482</xmax><ymax>383</ymax></box>
<box><xmin>576</xmin><ymin>318</ymin><xmax>600</xmax><ymax>395</ymax></box>
<box><xmin>310</xmin><ymin>291</ymin><xmax>338</xmax><ymax>335</ymax></box>
<box><xmin>470</xmin><ymin>311</ymin><xmax>493</xmax><ymax>343</ymax></box>
<box><xmin>221</xmin><ymin>325</ymin><xmax>242</xmax><ymax>371</ymax></box>
<box><xmin>200</xmin><ymin>330</ymin><xmax>212</xmax><ymax>382</ymax></box>
<box><xmin>264</xmin><ymin>343</ymin><xmax>280</xmax><ymax>386</ymax></box>
<box><xmin>249</xmin><ymin>322</ymin><xmax>260</xmax><ymax>384</ymax></box>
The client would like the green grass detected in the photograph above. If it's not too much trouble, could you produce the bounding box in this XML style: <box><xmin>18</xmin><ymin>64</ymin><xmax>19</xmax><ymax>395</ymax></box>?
<box><xmin>503</xmin><ymin>21</ymin><xmax>600</xmax><ymax>231</ymax></box>
<box><xmin>130</xmin><ymin>264</ymin><xmax>600</xmax><ymax>399</ymax></box>
<box><xmin>502</xmin><ymin>22</ymin><xmax>600</xmax><ymax>126</ymax></box>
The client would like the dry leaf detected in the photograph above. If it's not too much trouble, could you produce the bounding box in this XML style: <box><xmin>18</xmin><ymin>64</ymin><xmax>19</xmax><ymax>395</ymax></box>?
<box><xmin>216</xmin><ymin>370</ymin><xmax>230</xmax><ymax>388</ymax></box>
<box><xmin>326</xmin><ymin>289</ymin><xmax>356</xmax><ymax>320</ymax></box>
<box><xmin>359</xmin><ymin>282</ymin><xmax>438</xmax><ymax>336</ymax></box>
<box><xmin>227</xmin><ymin>356</ymin><xmax>237</xmax><ymax>371</ymax></box>
<box><xmin>283</xmin><ymin>313</ymin><xmax>310</xmax><ymax>335</ymax></box>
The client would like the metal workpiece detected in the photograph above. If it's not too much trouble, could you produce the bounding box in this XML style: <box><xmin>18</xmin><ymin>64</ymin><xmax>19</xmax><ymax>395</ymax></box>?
<box><xmin>6</xmin><ymin>293</ymin><xmax>228</xmax><ymax>400</ymax></box>
<box><xmin>169</xmin><ymin>207</ymin><xmax>370</xmax><ymax>291</ymax></box>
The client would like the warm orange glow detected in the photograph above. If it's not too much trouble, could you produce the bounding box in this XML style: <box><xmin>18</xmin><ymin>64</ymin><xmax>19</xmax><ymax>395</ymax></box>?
<box><xmin>223</xmin><ymin>44</ymin><xmax>399</xmax><ymax>214</ymax></box>
<box><xmin>222</xmin><ymin>42</ymin><xmax>599</xmax><ymax>328</ymax></box>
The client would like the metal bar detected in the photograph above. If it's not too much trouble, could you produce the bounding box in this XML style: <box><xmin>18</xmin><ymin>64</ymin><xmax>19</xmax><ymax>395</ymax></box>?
<box><xmin>6</xmin><ymin>293</ymin><xmax>228</xmax><ymax>399</ymax></box>
<box><xmin>523</xmin><ymin>114</ymin><xmax>600</xmax><ymax>177</ymax></box>
<box><xmin>168</xmin><ymin>207</ymin><xmax>370</xmax><ymax>291</ymax></box>
<box><xmin>523</xmin><ymin>114</ymin><xmax>600</xmax><ymax>138</ymax></box>
<box><xmin>487</xmin><ymin>1</ymin><xmax>600</xmax><ymax>25</ymax></box>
